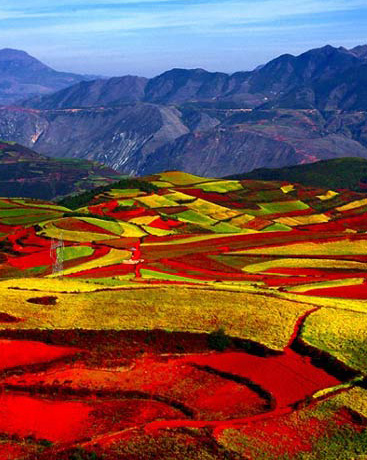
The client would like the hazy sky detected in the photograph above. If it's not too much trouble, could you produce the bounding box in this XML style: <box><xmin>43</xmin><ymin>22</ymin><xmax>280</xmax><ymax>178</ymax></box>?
<box><xmin>0</xmin><ymin>0</ymin><xmax>366</xmax><ymax>77</ymax></box>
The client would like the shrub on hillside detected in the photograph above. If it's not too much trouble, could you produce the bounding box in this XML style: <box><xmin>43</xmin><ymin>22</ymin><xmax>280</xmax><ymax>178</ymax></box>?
<box><xmin>208</xmin><ymin>328</ymin><xmax>231</xmax><ymax>351</ymax></box>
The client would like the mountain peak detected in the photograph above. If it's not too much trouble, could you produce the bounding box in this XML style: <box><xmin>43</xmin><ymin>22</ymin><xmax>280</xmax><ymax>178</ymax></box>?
<box><xmin>0</xmin><ymin>48</ymin><xmax>40</xmax><ymax>62</ymax></box>
<box><xmin>0</xmin><ymin>48</ymin><xmax>96</xmax><ymax>105</ymax></box>
<box><xmin>349</xmin><ymin>44</ymin><xmax>367</xmax><ymax>59</ymax></box>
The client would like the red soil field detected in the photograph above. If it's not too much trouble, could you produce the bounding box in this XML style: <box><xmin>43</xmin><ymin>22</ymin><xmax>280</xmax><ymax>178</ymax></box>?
<box><xmin>141</xmin><ymin>231</ymin><xmax>358</xmax><ymax>260</ymax></box>
<box><xmin>301</xmin><ymin>281</ymin><xmax>367</xmax><ymax>299</ymax></box>
<box><xmin>219</xmin><ymin>412</ymin><xmax>327</xmax><ymax>458</ymax></box>
<box><xmin>7</xmin><ymin>249</ymin><xmax>53</xmax><ymax>269</ymax></box>
<box><xmin>170</xmin><ymin>253</ymin><xmax>243</xmax><ymax>273</ymax></box>
<box><xmin>0</xmin><ymin>395</ymin><xmax>189</xmax><ymax>443</ymax></box>
<box><xmin>177</xmin><ymin>188</ymin><xmax>230</xmax><ymax>202</ymax></box>
<box><xmin>244</xmin><ymin>217</ymin><xmax>273</xmax><ymax>230</ymax></box>
<box><xmin>0</xmin><ymin>442</ymin><xmax>30</xmax><ymax>460</ymax></box>
<box><xmin>149</xmin><ymin>217</ymin><xmax>182</xmax><ymax>230</ymax></box>
<box><xmin>4</xmin><ymin>345</ymin><xmax>339</xmax><ymax>426</ymax></box>
<box><xmin>54</xmin><ymin>218</ymin><xmax>116</xmax><ymax>236</ymax></box>
<box><xmin>217</xmin><ymin>403</ymin><xmax>366</xmax><ymax>458</ymax></box>
<box><xmin>65</xmin><ymin>262</ymin><xmax>136</xmax><ymax>278</ymax></box>
<box><xmin>88</xmin><ymin>200</ymin><xmax>118</xmax><ymax>216</ymax></box>
<box><xmin>98</xmin><ymin>237</ymin><xmax>140</xmax><ymax>249</ymax></box>
<box><xmin>0</xmin><ymin>394</ymin><xmax>92</xmax><ymax>443</ymax></box>
<box><xmin>0</xmin><ymin>323</ymin><xmax>354</xmax><ymax>452</ymax></box>
<box><xmin>154</xmin><ymin>259</ymin><xmax>249</xmax><ymax>280</ymax></box>
<box><xmin>0</xmin><ymin>339</ymin><xmax>80</xmax><ymax>370</ymax></box>
<box><xmin>262</xmin><ymin>268</ymin><xmax>367</xmax><ymax>288</ymax></box>
<box><xmin>0</xmin><ymin>223</ymin><xmax>20</xmax><ymax>234</ymax></box>
<box><xmin>180</xmin><ymin>350</ymin><xmax>339</xmax><ymax>409</ymax></box>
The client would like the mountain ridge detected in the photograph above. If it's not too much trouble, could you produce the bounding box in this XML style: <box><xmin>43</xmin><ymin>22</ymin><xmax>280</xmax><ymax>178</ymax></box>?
<box><xmin>20</xmin><ymin>44</ymin><xmax>367</xmax><ymax>110</ymax></box>
<box><xmin>1</xmin><ymin>44</ymin><xmax>367</xmax><ymax>178</ymax></box>
<box><xmin>0</xmin><ymin>48</ymin><xmax>98</xmax><ymax>105</ymax></box>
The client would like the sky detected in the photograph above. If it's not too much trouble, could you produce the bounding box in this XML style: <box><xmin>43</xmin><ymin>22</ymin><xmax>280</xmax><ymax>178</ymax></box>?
<box><xmin>0</xmin><ymin>0</ymin><xmax>366</xmax><ymax>77</ymax></box>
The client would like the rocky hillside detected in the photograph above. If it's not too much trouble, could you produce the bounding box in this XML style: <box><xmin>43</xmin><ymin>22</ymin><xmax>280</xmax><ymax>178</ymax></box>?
<box><xmin>0</xmin><ymin>105</ymin><xmax>366</xmax><ymax>178</ymax></box>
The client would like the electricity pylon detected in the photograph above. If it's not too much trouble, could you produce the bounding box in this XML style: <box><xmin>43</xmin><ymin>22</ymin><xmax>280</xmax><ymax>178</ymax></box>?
<box><xmin>50</xmin><ymin>232</ymin><xmax>64</xmax><ymax>275</ymax></box>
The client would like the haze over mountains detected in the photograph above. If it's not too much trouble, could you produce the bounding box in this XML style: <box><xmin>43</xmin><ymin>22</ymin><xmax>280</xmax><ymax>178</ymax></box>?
<box><xmin>0</xmin><ymin>48</ymin><xmax>97</xmax><ymax>106</ymax></box>
<box><xmin>0</xmin><ymin>44</ymin><xmax>367</xmax><ymax>177</ymax></box>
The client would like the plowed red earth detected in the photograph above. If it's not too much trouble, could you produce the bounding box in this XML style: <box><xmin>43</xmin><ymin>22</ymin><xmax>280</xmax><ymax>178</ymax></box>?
<box><xmin>7</xmin><ymin>249</ymin><xmax>53</xmax><ymax>269</ymax></box>
<box><xmin>0</xmin><ymin>320</ymin><xmax>340</xmax><ymax>446</ymax></box>
<box><xmin>0</xmin><ymin>394</ymin><xmax>92</xmax><ymax>443</ymax></box>
<box><xmin>0</xmin><ymin>443</ymin><xmax>29</xmax><ymax>460</ymax></box>
<box><xmin>149</xmin><ymin>217</ymin><xmax>182</xmax><ymax>230</ymax></box>
<box><xmin>65</xmin><ymin>262</ymin><xmax>135</xmax><ymax>278</ymax></box>
<box><xmin>216</xmin><ymin>405</ymin><xmax>365</xmax><ymax>458</ymax></box>
<box><xmin>217</xmin><ymin>413</ymin><xmax>326</xmax><ymax>458</ymax></box>
<box><xmin>0</xmin><ymin>317</ymin><xmax>356</xmax><ymax>459</ymax></box>
<box><xmin>301</xmin><ymin>281</ymin><xmax>367</xmax><ymax>299</ymax></box>
<box><xmin>3</xmin><ymin>358</ymin><xmax>268</xmax><ymax>420</ymax></box>
<box><xmin>0</xmin><ymin>339</ymin><xmax>80</xmax><ymax>370</ymax></box>
<box><xmin>181</xmin><ymin>349</ymin><xmax>339</xmax><ymax>408</ymax></box>
<box><xmin>0</xmin><ymin>394</ymin><xmax>186</xmax><ymax>443</ymax></box>
<box><xmin>54</xmin><ymin>218</ymin><xmax>115</xmax><ymax>235</ymax></box>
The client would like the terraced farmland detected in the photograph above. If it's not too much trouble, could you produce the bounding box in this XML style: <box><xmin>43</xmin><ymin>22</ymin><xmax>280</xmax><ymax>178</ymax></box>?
<box><xmin>0</xmin><ymin>171</ymin><xmax>367</xmax><ymax>459</ymax></box>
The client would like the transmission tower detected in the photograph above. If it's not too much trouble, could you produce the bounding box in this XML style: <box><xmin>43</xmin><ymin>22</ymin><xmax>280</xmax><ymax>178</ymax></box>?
<box><xmin>50</xmin><ymin>232</ymin><xmax>64</xmax><ymax>274</ymax></box>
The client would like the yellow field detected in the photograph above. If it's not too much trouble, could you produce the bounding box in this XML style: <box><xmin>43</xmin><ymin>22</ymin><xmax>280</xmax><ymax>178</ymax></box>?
<box><xmin>158</xmin><ymin>171</ymin><xmax>214</xmax><ymax>185</ymax></box>
<box><xmin>0</xmin><ymin>282</ymin><xmax>312</xmax><ymax>350</ymax></box>
<box><xmin>136</xmin><ymin>194</ymin><xmax>177</xmax><ymax>208</ymax></box>
<box><xmin>195</xmin><ymin>180</ymin><xmax>243</xmax><ymax>193</ymax></box>
<box><xmin>141</xmin><ymin>225</ymin><xmax>175</xmax><ymax>236</ymax></box>
<box><xmin>50</xmin><ymin>248</ymin><xmax>131</xmax><ymax>276</ymax></box>
<box><xmin>231</xmin><ymin>238</ymin><xmax>367</xmax><ymax>256</ymax></box>
<box><xmin>281</xmin><ymin>184</ymin><xmax>294</xmax><ymax>193</ymax></box>
<box><xmin>129</xmin><ymin>215</ymin><xmax>157</xmax><ymax>225</ymax></box>
<box><xmin>274</xmin><ymin>214</ymin><xmax>330</xmax><ymax>226</ymax></box>
<box><xmin>302</xmin><ymin>307</ymin><xmax>367</xmax><ymax>373</ymax></box>
<box><xmin>185</xmin><ymin>198</ymin><xmax>241</xmax><ymax>220</ymax></box>
<box><xmin>243</xmin><ymin>258</ymin><xmax>367</xmax><ymax>273</ymax></box>
<box><xmin>164</xmin><ymin>191</ymin><xmax>196</xmax><ymax>203</ymax></box>
<box><xmin>316</xmin><ymin>190</ymin><xmax>339</xmax><ymax>201</ymax></box>
<box><xmin>336</xmin><ymin>198</ymin><xmax>367</xmax><ymax>211</ymax></box>
<box><xmin>331</xmin><ymin>387</ymin><xmax>367</xmax><ymax>419</ymax></box>
<box><xmin>228</xmin><ymin>213</ymin><xmax>256</xmax><ymax>227</ymax></box>
<box><xmin>287</xmin><ymin>277</ymin><xmax>364</xmax><ymax>293</ymax></box>
<box><xmin>39</xmin><ymin>219</ymin><xmax>117</xmax><ymax>242</ymax></box>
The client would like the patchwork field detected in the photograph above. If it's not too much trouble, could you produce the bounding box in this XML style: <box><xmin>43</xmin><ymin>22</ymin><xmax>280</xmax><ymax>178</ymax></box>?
<box><xmin>0</xmin><ymin>171</ymin><xmax>367</xmax><ymax>459</ymax></box>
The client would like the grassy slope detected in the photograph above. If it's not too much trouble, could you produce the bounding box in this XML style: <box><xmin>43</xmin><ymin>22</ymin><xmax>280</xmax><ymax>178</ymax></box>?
<box><xmin>228</xmin><ymin>157</ymin><xmax>367</xmax><ymax>192</ymax></box>
<box><xmin>0</xmin><ymin>141</ymin><xmax>122</xmax><ymax>199</ymax></box>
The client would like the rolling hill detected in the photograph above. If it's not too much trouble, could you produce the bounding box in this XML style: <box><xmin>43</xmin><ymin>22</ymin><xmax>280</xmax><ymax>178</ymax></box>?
<box><xmin>0</xmin><ymin>171</ymin><xmax>367</xmax><ymax>458</ymax></box>
<box><xmin>0</xmin><ymin>140</ymin><xmax>121</xmax><ymax>199</ymax></box>
<box><xmin>227</xmin><ymin>157</ymin><xmax>367</xmax><ymax>192</ymax></box>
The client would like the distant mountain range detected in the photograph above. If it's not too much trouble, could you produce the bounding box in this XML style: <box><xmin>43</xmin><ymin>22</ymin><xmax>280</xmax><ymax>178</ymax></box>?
<box><xmin>20</xmin><ymin>44</ymin><xmax>367</xmax><ymax>110</ymax></box>
<box><xmin>0</xmin><ymin>141</ymin><xmax>121</xmax><ymax>199</ymax></box>
<box><xmin>0</xmin><ymin>44</ymin><xmax>366</xmax><ymax>177</ymax></box>
<box><xmin>0</xmin><ymin>48</ymin><xmax>97</xmax><ymax>105</ymax></box>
